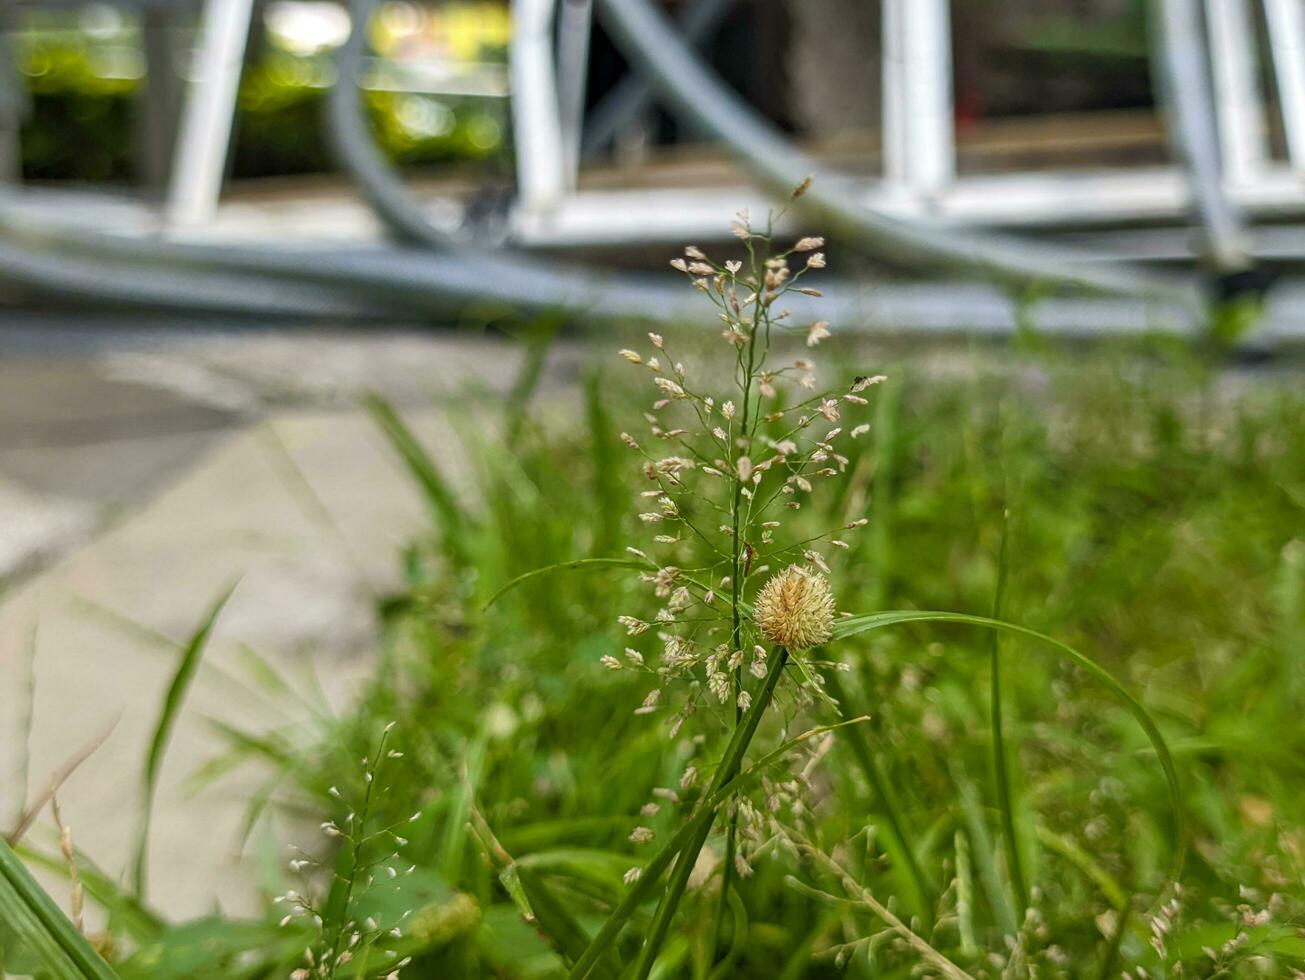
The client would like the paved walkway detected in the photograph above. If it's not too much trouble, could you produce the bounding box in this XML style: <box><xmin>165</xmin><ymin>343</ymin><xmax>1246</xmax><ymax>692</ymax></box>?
<box><xmin>0</xmin><ymin>318</ymin><xmax>579</xmax><ymax>921</ymax></box>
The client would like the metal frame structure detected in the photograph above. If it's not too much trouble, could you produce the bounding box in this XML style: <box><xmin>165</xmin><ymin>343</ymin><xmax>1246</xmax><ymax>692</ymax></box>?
<box><xmin>4</xmin><ymin>0</ymin><xmax>1305</xmax><ymax>342</ymax></box>
<box><xmin>166</xmin><ymin>0</ymin><xmax>253</xmax><ymax>225</ymax></box>
<box><xmin>1207</xmin><ymin>0</ymin><xmax>1269</xmax><ymax>187</ymax></box>
<box><xmin>504</xmin><ymin>0</ymin><xmax>1305</xmax><ymax>249</ymax></box>
<box><xmin>5</xmin><ymin>0</ymin><xmax>1304</xmax><ymax>251</ymax></box>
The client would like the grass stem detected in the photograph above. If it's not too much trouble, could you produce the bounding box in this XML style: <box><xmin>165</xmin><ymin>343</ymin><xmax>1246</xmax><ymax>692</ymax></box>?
<box><xmin>989</xmin><ymin>510</ymin><xmax>1029</xmax><ymax>921</ymax></box>
<box><xmin>564</xmin><ymin>649</ymin><xmax>790</xmax><ymax>980</ymax></box>
<box><xmin>822</xmin><ymin>669</ymin><xmax>932</xmax><ymax>924</ymax></box>
<box><xmin>630</xmin><ymin>648</ymin><xmax>788</xmax><ymax>980</ymax></box>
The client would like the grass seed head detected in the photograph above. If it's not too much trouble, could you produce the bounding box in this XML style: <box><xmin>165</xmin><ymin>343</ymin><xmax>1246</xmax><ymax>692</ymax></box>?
<box><xmin>754</xmin><ymin>565</ymin><xmax>835</xmax><ymax>651</ymax></box>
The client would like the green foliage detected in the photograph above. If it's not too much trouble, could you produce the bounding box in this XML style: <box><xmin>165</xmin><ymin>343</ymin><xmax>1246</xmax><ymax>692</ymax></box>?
<box><xmin>134</xmin><ymin>584</ymin><xmax>236</xmax><ymax>899</ymax></box>
<box><xmin>5</xmin><ymin>343</ymin><xmax>1304</xmax><ymax>978</ymax></box>
<box><xmin>14</xmin><ymin>19</ymin><xmax>507</xmax><ymax>182</ymax></box>
<box><xmin>304</xmin><ymin>348</ymin><xmax>1303</xmax><ymax>976</ymax></box>
<box><xmin>0</xmin><ymin>837</ymin><xmax>117</xmax><ymax>980</ymax></box>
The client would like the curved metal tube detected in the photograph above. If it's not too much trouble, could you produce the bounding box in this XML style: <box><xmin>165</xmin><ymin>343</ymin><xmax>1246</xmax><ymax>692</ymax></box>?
<box><xmin>592</xmin><ymin>0</ymin><xmax>1199</xmax><ymax>305</ymax></box>
<box><xmin>0</xmin><ymin>189</ymin><xmax>1212</xmax><ymax>339</ymax></box>
<box><xmin>327</xmin><ymin>0</ymin><xmax>1195</xmax><ymax>305</ymax></box>
<box><xmin>0</xmin><ymin>237</ymin><xmax>388</xmax><ymax>318</ymax></box>
<box><xmin>580</xmin><ymin>0</ymin><xmax>733</xmax><ymax>156</ymax></box>
<box><xmin>0</xmin><ymin>194</ymin><xmax>706</xmax><ymax>322</ymax></box>
<box><xmin>324</xmin><ymin>0</ymin><xmax>460</xmax><ymax>249</ymax></box>
<box><xmin>0</xmin><ymin>0</ymin><xmax>1208</xmax><ymax>325</ymax></box>
<box><xmin>318</xmin><ymin>0</ymin><xmax>723</xmax><ymax>320</ymax></box>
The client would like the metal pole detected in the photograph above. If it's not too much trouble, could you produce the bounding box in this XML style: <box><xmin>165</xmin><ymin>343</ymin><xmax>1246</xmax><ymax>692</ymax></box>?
<box><xmin>1205</xmin><ymin>0</ymin><xmax>1268</xmax><ymax>185</ymax></box>
<box><xmin>556</xmin><ymin>0</ymin><xmax>593</xmax><ymax>187</ymax></box>
<box><xmin>165</xmin><ymin>0</ymin><xmax>255</xmax><ymax>227</ymax></box>
<box><xmin>139</xmin><ymin>6</ymin><xmax>184</xmax><ymax>201</ymax></box>
<box><xmin>1151</xmin><ymin>0</ymin><xmax>1251</xmax><ymax>273</ymax></box>
<box><xmin>511</xmin><ymin>0</ymin><xmax>567</xmax><ymax>211</ymax></box>
<box><xmin>882</xmin><ymin>0</ymin><xmax>954</xmax><ymax>199</ymax></box>
<box><xmin>1264</xmin><ymin>0</ymin><xmax>1305</xmax><ymax>169</ymax></box>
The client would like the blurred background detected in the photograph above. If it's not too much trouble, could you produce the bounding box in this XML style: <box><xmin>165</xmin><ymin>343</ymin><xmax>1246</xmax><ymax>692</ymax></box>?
<box><xmin>0</xmin><ymin>2</ymin><xmax>1304</xmax><ymax>972</ymax></box>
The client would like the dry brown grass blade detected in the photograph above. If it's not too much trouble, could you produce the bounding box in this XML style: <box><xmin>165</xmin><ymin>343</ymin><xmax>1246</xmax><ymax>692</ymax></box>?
<box><xmin>50</xmin><ymin>791</ymin><xmax>84</xmax><ymax>933</ymax></box>
<box><xmin>5</xmin><ymin>718</ymin><xmax>120</xmax><ymax>847</ymax></box>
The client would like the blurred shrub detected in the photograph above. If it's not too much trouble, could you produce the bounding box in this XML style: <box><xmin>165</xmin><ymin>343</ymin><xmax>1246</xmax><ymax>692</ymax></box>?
<box><xmin>14</xmin><ymin>7</ymin><xmax>508</xmax><ymax>183</ymax></box>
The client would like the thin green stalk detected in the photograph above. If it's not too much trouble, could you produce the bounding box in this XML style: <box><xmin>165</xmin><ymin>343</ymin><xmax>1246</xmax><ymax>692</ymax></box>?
<box><xmin>325</xmin><ymin>726</ymin><xmax>391</xmax><ymax>976</ymax></box>
<box><xmin>715</xmin><ymin>823</ymin><xmax>737</xmax><ymax>955</ymax></box>
<box><xmin>568</xmin><ymin>649</ymin><xmax>790</xmax><ymax>980</ymax></box>
<box><xmin>1277</xmin><ymin>539</ymin><xmax>1304</xmax><ymax>706</ymax></box>
<box><xmin>14</xmin><ymin>619</ymin><xmax>37</xmax><ymax>828</ymax></box>
<box><xmin>868</xmin><ymin>373</ymin><xmax>898</xmax><ymax>610</ymax></box>
<box><xmin>989</xmin><ymin>511</ymin><xmax>1029</xmax><ymax>921</ymax></box>
<box><xmin>134</xmin><ymin>584</ymin><xmax>235</xmax><ymax>898</ymax></box>
<box><xmin>632</xmin><ymin>649</ymin><xmax>788</xmax><ymax>980</ymax></box>
<box><xmin>713</xmin><ymin>241</ymin><xmax>765</xmax><ymax>957</ymax></box>
<box><xmin>822</xmin><ymin>669</ymin><xmax>931</xmax><ymax>924</ymax></box>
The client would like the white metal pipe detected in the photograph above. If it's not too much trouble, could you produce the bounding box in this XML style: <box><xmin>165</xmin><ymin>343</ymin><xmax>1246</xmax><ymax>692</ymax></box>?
<box><xmin>1264</xmin><ymin>0</ymin><xmax>1305</xmax><ymax>168</ymax></box>
<box><xmin>882</xmin><ymin>0</ymin><xmax>954</xmax><ymax>198</ymax></box>
<box><xmin>511</xmin><ymin>0</ymin><xmax>567</xmax><ymax>210</ymax></box>
<box><xmin>556</xmin><ymin>0</ymin><xmax>594</xmax><ymax>187</ymax></box>
<box><xmin>1205</xmin><ymin>0</ymin><xmax>1268</xmax><ymax>184</ymax></box>
<box><xmin>165</xmin><ymin>0</ymin><xmax>254</xmax><ymax>227</ymax></box>
<box><xmin>1152</xmin><ymin>0</ymin><xmax>1251</xmax><ymax>272</ymax></box>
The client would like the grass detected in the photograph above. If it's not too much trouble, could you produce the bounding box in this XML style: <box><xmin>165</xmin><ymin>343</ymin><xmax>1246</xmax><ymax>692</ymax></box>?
<box><xmin>3</xmin><ymin>316</ymin><xmax>1305</xmax><ymax>976</ymax></box>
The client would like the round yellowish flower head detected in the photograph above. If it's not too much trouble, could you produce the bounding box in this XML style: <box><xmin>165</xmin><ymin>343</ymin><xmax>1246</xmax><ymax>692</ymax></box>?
<box><xmin>754</xmin><ymin>565</ymin><xmax>835</xmax><ymax>651</ymax></box>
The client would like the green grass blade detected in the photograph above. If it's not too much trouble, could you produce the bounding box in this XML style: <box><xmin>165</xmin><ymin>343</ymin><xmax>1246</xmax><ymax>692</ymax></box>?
<box><xmin>439</xmin><ymin>735</ymin><xmax>486</xmax><ymax>882</ymax></box>
<box><xmin>952</xmin><ymin>764</ymin><xmax>1016</xmax><ymax>934</ymax></box>
<box><xmin>503</xmin><ymin>316</ymin><xmax>560</xmax><ymax>447</ymax></box>
<box><xmin>868</xmin><ymin>370</ymin><xmax>899</xmax><ymax>609</ymax></box>
<box><xmin>953</xmin><ymin>830</ymin><xmax>978</xmax><ymax>958</ymax></box>
<box><xmin>988</xmin><ymin>512</ymin><xmax>1029</xmax><ymax>920</ymax></box>
<box><xmin>14</xmin><ymin>619</ymin><xmax>37</xmax><ymax>833</ymax></box>
<box><xmin>364</xmin><ymin>392</ymin><xmax>474</xmax><ymax>567</ymax></box>
<box><xmin>1277</xmin><ymin>540</ymin><xmax>1304</xmax><ymax>705</ymax></box>
<box><xmin>512</xmin><ymin>849</ymin><xmax>634</xmax><ymax>885</ymax></box>
<box><xmin>832</xmin><ymin>610</ymin><xmax>1186</xmax><ymax>881</ymax></box>
<box><xmin>583</xmin><ymin>369</ymin><xmax>623</xmax><ymax>558</ymax></box>
<box><xmin>822</xmin><ymin>669</ymin><xmax>931</xmax><ymax>925</ymax></box>
<box><xmin>628</xmin><ymin>649</ymin><xmax>791</xmax><ymax>980</ymax></box>
<box><xmin>1034</xmin><ymin>825</ymin><xmax>1128</xmax><ymax>912</ymax></box>
<box><xmin>704</xmin><ymin>887</ymin><xmax>747</xmax><ymax>980</ymax></box>
<box><xmin>484</xmin><ymin>557</ymin><xmax>649</xmax><ymax>609</ymax></box>
<box><xmin>568</xmin><ymin>652</ymin><xmax>793</xmax><ymax>980</ymax></box>
<box><xmin>513</xmin><ymin>866</ymin><xmax>621</xmax><ymax>979</ymax></box>
<box><xmin>18</xmin><ymin>844</ymin><xmax>164</xmax><ymax>946</ymax></box>
<box><xmin>0</xmin><ymin>837</ymin><xmax>118</xmax><ymax>979</ymax></box>
<box><xmin>775</xmin><ymin>910</ymin><xmax>838</xmax><ymax>980</ymax></box>
<box><xmin>133</xmin><ymin>583</ymin><xmax>236</xmax><ymax>898</ymax></box>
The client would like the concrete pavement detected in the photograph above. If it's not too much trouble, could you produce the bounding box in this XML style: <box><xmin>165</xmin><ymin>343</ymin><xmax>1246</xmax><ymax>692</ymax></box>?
<box><xmin>0</xmin><ymin>317</ymin><xmax>579</xmax><ymax>921</ymax></box>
